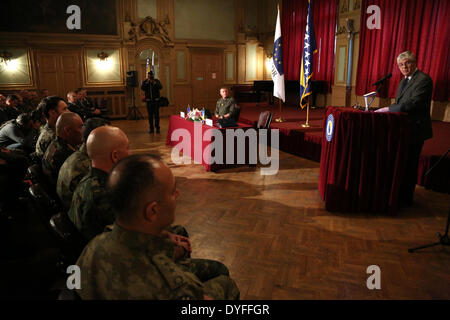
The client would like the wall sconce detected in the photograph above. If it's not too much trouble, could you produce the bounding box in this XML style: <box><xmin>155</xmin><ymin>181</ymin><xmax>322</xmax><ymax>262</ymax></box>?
<box><xmin>95</xmin><ymin>51</ymin><xmax>113</xmax><ymax>71</ymax></box>
<box><xmin>0</xmin><ymin>50</ymin><xmax>19</xmax><ymax>72</ymax></box>
<box><xmin>97</xmin><ymin>51</ymin><xmax>109</xmax><ymax>61</ymax></box>
<box><xmin>0</xmin><ymin>50</ymin><xmax>13</xmax><ymax>65</ymax></box>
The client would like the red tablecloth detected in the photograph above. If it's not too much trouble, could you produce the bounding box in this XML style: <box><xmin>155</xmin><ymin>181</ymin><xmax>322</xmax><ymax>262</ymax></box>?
<box><xmin>319</xmin><ymin>107</ymin><xmax>409</xmax><ymax>213</ymax></box>
<box><xmin>166</xmin><ymin>115</ymin><xmax>253</xmax><ymax>172</ymax></box>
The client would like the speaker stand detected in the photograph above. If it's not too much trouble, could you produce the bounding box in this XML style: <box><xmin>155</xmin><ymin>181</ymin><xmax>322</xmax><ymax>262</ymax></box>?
<box><xmin>127</xmin><ymin>87</ymin><xmax>144</xmax><ymax>120</ymax></box>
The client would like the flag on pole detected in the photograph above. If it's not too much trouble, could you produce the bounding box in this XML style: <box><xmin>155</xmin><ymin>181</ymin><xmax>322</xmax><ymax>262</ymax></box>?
<box><xmin>299</xmin><ymin>0</ymin><xmax>317</xmax><ymax>109</ymax></box>
<box><xmin>146</xmin><ymin>57</ymin><xmax>151</xmax><ymax>74</ymax></box>
<box><xmin>271</xmin><ymin>7</ymin><xmax>285</xmax><ymax>102</ymax></box>
<box><xmin>151</xmin><ymin>51</ymin><xmax>155</xmax><ymax>74</ymax></box>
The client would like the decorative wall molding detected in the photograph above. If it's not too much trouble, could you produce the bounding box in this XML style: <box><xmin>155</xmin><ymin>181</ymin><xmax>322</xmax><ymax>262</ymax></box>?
<box><xmin>125</xmin><ymin>16</ymin><xmax>171</xmax><ymax>44</ymax></box>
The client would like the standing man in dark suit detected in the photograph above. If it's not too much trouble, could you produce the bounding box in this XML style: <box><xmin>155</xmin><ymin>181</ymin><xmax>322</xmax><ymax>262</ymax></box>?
<box><xmin>376</xmin><ymin>51</ymin><xmax>433</xmax><ymax>207</ymax></box>
<box><xmin>141</xmin><ymin>71</ymin><xmax>163</xmax><ymax>134</ymax></box>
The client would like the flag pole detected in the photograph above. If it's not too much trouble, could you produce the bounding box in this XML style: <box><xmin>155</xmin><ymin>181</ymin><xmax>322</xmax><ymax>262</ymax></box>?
<box><xmin>275</xmin><ymin>98</ymin><xmax>284</xmax><ymax>122</ymax></box>
<box><xmin>274</xmin><ymin>3</ymin><xmax>284</xmax><ymax>123</ymax></box>
<box><xmin>300</xmin><ymin>0</ymin><xmax>315</xmax><ymax>128</ymax></box>
<box><xmin>302</xmin><ymin>100</ymin><xmax>310</xmax><ymax>127</ymax></box>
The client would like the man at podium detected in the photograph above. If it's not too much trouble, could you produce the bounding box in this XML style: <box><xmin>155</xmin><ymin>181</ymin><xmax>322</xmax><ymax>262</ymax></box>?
<box><xmin>376</xmin><ymin>51</ymin><xmax>433</xmax><ymax>207</ymax></box>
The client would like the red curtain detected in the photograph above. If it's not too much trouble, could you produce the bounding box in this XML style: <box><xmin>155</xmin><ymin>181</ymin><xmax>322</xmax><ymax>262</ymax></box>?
<box><xmin>356</xmin><ymin>0</ymin><xmax>450</xmax><ymax>101</ymax></box>
<box><xmin>282</xmin><ymin>0</ymin><xmax>338</xmax><ymax>92</ymax></box>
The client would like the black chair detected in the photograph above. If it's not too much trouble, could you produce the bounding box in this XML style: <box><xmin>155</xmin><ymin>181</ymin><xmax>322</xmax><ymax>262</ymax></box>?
<box><xmin>49</xmin><ymin>212</ymin><xmax>88</xmax><ymax>274</ymax></box>
<box><xmin>28</xmin><ymin>184</ymin><xmax>62</xmax><ymax>220</ymax></box>
<box><xmin>257</xmin><ymin>111</ymin><xmax>273</xmax><ymax>129</ymax></box>
<box><xmin>233</xmin><ymin>105</ymin><xmax>242</xmax><ymax>122</ymax></box>
<box><xmin>27</xmin><ymin>164</ymin><xmax>44</xmax><ymax>184</ymax></box>
<box><xmin>27</xmin><ymin>164</ymin><xmax>58</xmax><ymax>198</ymax></box>
<box><xmin>49</xmin><ymin>212</ymin><xmax>87</xmax><ymax>249</ymax></box>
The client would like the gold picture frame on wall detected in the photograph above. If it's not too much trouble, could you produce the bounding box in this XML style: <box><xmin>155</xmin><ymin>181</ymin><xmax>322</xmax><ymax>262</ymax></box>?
<box><xmin>83</xmin><ymin>48</ymin><xmax>124</xmax><ymax>87</ymax></box>
<box><xmin>335</xmin><ymin>44</ymin><xmax>348</xmax><ymax>85</ymax></box>
<box><xmin>224</xmin><ymin>50</ymin><xmax>236</xmax><ymax>83</ymax></box>
<box><xmin>176</xmin><ymin>50</ymin><xmax>187</xmax><ymax>82</ymax></box>
<box><xmin>0</xmin><ymin>48</ymin><xmax>34</xmax><ymax>88</ymax></box>
<box><xmin>245</xmin><ymin>43</ymin><xmax>258</xmax><ymax>82</ymax></box>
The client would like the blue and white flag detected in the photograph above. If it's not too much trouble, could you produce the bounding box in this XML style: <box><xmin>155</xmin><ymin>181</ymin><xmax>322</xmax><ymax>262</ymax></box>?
<box><xmin>299</xmin><ymin>0</ymin><xmax>317</xmax><ymax>109</ymax></box>
<box><xmin>271</xmin><ymin>7</ymin><xmax>285</xmax><ymax>102</ymax></box>
<box><xmin>146</xmin><ymin>52</ymin><xmax>155</xmax><ymax>75</ymax></box>
<box><xmin>146</xmin><ymin>57</ymin><xmax>151</xmax><ymax>74</ymax></box>
<box><xmin>151</xmin><ymin>51</ymin><xmax>155</xmax><ymax>74</ymax></box>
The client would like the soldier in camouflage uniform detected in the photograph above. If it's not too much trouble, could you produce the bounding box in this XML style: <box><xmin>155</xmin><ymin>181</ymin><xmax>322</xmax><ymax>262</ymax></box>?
<box><xmin>68</xmin><ymin>166</ymin><xmax>112</xmax><ymax>239</ymax></box>
<box><xmin>57</xmin><ymin>118</ymin><xmax>110</xmax><ymax>210</ymax></box>
<box><xmin>42</xmin><ymin>112</ymin><xmax>83</xmax><ymax>186</ymax></box>
<box><xmin>57</xmin><ymin>143</ymin><xmax>90</xmax><ymax>210</ymax></box>
<box><xmin>68</xmin><ymin>126</ymin><xmax>130</xmax><ymax>240</ymax></box>
<box><xmin>76</xmin><ymin>154</ymin><xmax>240</xmax><ymax>300</ymax></box>
<box><xmin>35</xmin><ymin>123</ymin><xmax>55</xmax><ymax>158</ymax></box>
<box><xmin>35</xmin><ymin>96</ymin><xmax>69</xmax><ymax>158</ymax></box>
<box><xmin>214</xmin><ymin>87</ymin><xmax>236</xmax><ymax>119</ymax></box>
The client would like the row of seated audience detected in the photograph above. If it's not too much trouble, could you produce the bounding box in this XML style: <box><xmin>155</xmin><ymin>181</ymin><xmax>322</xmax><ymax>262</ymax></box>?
<box><xmin>1</xmin><ymin>90</ymin><xmax>239</xmax><ymax>300</ymax></box>
<box><xmin>0</xmin><ymin>88</ymin><xmax>102</xmax><ymax>128</ymax></box>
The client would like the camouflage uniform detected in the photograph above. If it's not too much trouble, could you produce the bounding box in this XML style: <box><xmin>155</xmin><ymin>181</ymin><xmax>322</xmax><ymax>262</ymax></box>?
<box><xmin>42</xmin><ymin>137</ymin><xmax>76</xmax><ymax>186</ymax></box>
<box><xmin>56</xmin><ymin>143</ymin><xmax>91</xmax><ymax>210</ymax></box>
<box><xmin>215</xmin><ymin>97</ymin><xmax>236</xmax><ymax>117</ymax></box>
<box><xmin>35</xmin><ymin>123</ymin><xmax>55</xmax><ymax>158</ymax></box>
<box><xmin>68</xmin><ymin>167</ymin><xmax>114</xmax><ymax>240</ymax></box>
<box><xmin>76</xmin><ymin>223</ymin><xmax>240</xmax><ymax>300</ymax></box>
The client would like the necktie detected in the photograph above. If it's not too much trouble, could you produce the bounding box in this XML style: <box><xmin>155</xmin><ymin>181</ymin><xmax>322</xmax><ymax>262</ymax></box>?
<box><xmin>400</xmin><ymin>77</ymin><xmax>409</xmax><ymax>95</ymax></box>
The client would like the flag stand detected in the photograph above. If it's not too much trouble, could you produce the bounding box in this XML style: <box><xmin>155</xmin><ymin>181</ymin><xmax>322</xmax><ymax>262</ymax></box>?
<box><xmin>301</xmin><ymin>101</ymin><xmax>310</xmax><ymax>127</ymax></box>
<box><xmin>299</xmin><ymin>0</ymin><xmax>316</xmax><ymax>129</ymax></box>
<box><xmin>274</xmin><ymin>99</ymin><xmax>284</xmax><ymax>122</ymax></box>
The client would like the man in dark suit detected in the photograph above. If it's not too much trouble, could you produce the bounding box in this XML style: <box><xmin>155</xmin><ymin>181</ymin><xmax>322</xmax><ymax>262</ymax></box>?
<box><xmin>376</xmin><ymin>51</ymin><xmax>433</xmax><ymax>207</ymax></box>
<box><xmin>141</xmin><ymin>71</ymin><xmax>163</xmax><ymax>134</ymax></box>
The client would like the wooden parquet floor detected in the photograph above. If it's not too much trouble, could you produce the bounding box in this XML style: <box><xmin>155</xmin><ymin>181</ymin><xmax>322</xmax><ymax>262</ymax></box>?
<box><xmin>113</xmin><ymin>117</ymin><xmax>450</xmax><ymax>300</ymax></box>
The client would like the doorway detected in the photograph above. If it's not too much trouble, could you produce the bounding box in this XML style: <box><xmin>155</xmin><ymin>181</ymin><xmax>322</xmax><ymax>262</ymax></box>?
<box><xmin>191</xmin><ymin>48</ymin><xmax>223</xmax><ymax>111</ymax></box>
<box><xmin>36</xmin><ymin>49</ymin><xmax>82</xmax><ymax>97</ymax></box>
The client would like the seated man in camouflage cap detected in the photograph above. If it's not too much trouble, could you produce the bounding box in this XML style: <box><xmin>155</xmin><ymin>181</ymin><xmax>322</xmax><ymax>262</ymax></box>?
<box><xmin>68</xmin><ymin>125</ymin><xmax>130</xmax><ymax>240</ymax></box>
<box><xmin>57</xmin><ymin>117</ymin><xmax>110</xmax><ymax>211</ymax></box>
<box><xmin>42</xmin><ymin>112</ymin><xmax>83</xmax><ymax>186</ymax></box>
<box><xmin>75</xmin><ymin>154</ymin><xmax>240</xmax><ymax>300</ymax></box>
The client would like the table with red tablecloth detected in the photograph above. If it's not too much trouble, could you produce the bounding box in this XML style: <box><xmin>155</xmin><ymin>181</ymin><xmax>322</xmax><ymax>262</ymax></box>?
<box><xmin>166</xmin><ymin>115</ymin><xmax>253</xmax><ymax>172</ymax></box>
<box><xmin>318</xmin><ymin>107</ymin><xmax>410</xmax><ymax>213</ymax></box>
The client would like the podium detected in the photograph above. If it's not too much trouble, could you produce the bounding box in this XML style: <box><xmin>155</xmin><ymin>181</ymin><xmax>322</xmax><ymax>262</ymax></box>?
<box><xmin>318</xmin><ymin>107</ymin><xmax>409</xmax><ymax>213</ymax></box>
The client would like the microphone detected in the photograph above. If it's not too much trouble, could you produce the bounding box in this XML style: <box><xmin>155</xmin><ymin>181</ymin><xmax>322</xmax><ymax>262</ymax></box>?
<box><xmin>372</xmin><ymin>73</ymin><xmax>392</xmax><ymax>86</ymax></box>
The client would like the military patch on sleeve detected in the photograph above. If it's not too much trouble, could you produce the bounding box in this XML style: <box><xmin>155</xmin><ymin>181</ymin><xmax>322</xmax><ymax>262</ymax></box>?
<box><xmin>152</xmin><ymin>253</ymin><xmax>203</xmax><ymax>299</ymax></box>
<box><xmin>152</xmin><ymin>253</ymin><xmax>186</xmax><ymax>290</ymax></box>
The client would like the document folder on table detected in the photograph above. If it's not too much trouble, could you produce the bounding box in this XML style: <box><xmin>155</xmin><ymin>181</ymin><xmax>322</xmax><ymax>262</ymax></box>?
<box><xmin>217</xmin><ymin>118</ymin><xmax>238</xmax><ymax>128</ymax></box>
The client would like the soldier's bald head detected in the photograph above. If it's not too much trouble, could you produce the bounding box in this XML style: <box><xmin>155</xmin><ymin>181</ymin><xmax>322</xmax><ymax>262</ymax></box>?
<box><xmin>56</xmin><ymin>112</ymin><xmax>82</xmax><ymax>136</ymax></box>
<box><xmin>55</xmin><ymin>112</ymin><xmax>83</xmax><ymax>147</ymax></box>
<box><xmin>107</xmin><ymin>154</ymin><xmax>165</xmax><ymax>222</ymax></box>
<box><xmin>87</xmin><ymin>126</ymin><xmax>130</xmax><ymax>165</ymax></box>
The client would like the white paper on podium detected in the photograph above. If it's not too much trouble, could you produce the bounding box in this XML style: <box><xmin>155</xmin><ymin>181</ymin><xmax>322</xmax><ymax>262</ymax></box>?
<box><xmin>363</xmin><ymin>91</ymin><xmax>377</xmax><ymax>110</ymax></box>
<box><xmin>180</xmin><ymin>111</ymin><xmax>185</xmax><ymax>118</ymax></box>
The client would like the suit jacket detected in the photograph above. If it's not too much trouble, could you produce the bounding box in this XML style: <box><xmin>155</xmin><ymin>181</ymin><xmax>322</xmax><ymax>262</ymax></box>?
<box><xmin>389</xmin><ymin>70</ymin><xmax>433</xmax><ymax>142</ymax></box>
<box><xmin>141</xmin><ymin>79</ymin><xmax>162</xmax><ymax>101</ymax></box>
